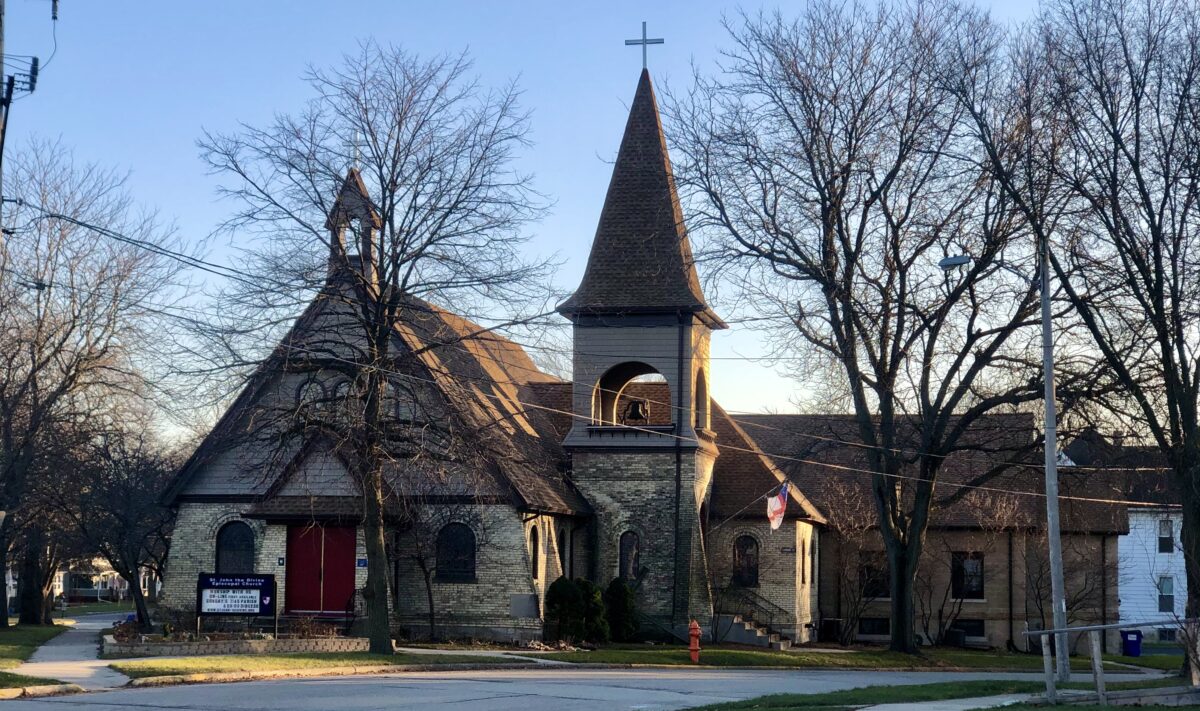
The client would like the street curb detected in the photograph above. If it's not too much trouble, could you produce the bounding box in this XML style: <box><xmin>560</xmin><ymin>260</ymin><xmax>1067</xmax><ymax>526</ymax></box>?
<box><xmin>0</xmin><ymin>683</ymin><xmax>85</xmax><ymax>700</ymax></box>
<box><xmin>118</xmin><ymin>659</ymin><xmax>1152</xmax><ymax>689</ymax></box>
<box><xmin>125</xmin><ymin>662</ymin><xmax>548</xmax><ymax>687</ymax></box>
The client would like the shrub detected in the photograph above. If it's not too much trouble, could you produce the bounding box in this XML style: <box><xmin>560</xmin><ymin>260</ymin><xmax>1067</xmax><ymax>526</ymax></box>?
<box><xmin>545</xmin><ymin>576</ymin><xmax>584</xmax><ymax>642</ymax></box>
<box><xmin>604</xmin><ymin>577</ymin><xmax>639</xmax><ymax>642</ymax></box>
<box><xmin>575</xmin><ymin>578</ymin><xmax>610</xmax><ymax>644</ymax></box>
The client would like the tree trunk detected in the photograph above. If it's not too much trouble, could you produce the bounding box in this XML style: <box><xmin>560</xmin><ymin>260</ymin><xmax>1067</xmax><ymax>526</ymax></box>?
<box><xmin>422</xmin><ymin>566</ymin><xmax>437</xmax><ymax>641</ymax></box>
<box><xmin>0</xmin><ymin>523</ymin><xmax>9</xmax><ymax>628</ymax></box>
<box><xmin>120</xmin><ymin>568</ymin><xmax>152</xmax><ymax>629</ymax></box>
<box><xmin>886</xmin><ymin>543</ymin><xmax>920</xmax><ymax>654</ymax></box>
<box><xmin>17</xmin><ymin>543</ymin><xmax>46</xmax><ymax>625</ymax></box>
<box><xmin>1178</xmin><ymin>458</ymin><xmax>1200</xmax><ymax>681</ymax></box>
<box><xmin>361</xmin><ymin>464</ymin><xmax>392</xmax><ymax>654</ymax></box>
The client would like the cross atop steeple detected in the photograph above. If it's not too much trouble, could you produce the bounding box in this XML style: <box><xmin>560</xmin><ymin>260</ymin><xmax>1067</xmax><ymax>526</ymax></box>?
<box><xmin>624</xmin><ymin>21</ymin><xmax>664</xmax><ymax>70</ymax></box>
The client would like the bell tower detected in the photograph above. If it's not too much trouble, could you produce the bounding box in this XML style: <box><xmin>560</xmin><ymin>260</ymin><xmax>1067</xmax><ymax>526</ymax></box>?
<box><xmin>559</xmin><ymin>69</ymin><xmax>726</xmax><ymax>635</ymax></box>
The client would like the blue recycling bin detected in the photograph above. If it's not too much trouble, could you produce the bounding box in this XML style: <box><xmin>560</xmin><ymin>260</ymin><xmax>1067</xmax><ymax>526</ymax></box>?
<box><xmin>1121</xmin><ymin>629</ymin><xmax>1143</xmax><ymax>657</ymax></box>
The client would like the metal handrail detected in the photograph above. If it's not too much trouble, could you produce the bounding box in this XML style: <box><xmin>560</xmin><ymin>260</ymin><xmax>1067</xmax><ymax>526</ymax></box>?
<box><xmin>714</xmin><ymin>584</ymin><xmax>793</xmax><ymax>634</ymax></box>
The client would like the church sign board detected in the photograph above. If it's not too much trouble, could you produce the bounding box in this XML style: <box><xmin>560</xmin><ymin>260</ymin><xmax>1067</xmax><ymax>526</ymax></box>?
<box><xmin>196</xmin><ymin>573</ymin><xmax>276</xmax><ymax>617</ymax></box>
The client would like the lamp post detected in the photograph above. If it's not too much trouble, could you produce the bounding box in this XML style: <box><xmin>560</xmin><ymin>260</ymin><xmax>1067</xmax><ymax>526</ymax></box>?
<box><xmin>940</xmin><ymin>240</ymin><xmax>1070</xmax><ymax>683</ymax></box>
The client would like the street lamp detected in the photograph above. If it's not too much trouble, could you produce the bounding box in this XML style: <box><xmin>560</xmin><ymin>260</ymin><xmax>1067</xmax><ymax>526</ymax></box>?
<box><xmin>940</xmin><ymin>246</ymin><xmax>1071</xmax><ymax>683</ymax></box>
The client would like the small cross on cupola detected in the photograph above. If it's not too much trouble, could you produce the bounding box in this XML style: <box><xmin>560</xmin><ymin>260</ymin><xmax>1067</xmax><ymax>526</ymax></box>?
<box><xmin>625</xmin><ymin>21</ymin><xmax>664</xmax><ymax>70</ymax></box>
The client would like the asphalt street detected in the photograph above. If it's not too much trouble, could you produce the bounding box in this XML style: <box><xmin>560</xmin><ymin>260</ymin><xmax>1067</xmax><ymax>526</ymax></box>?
<box><xmin>0</xmin><ymin>668</ymin><xmax>1132</xmax><ymax>711</ymax></box>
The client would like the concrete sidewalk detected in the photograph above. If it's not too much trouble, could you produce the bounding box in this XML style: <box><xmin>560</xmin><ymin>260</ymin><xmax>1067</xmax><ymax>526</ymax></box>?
<box><xmin>14</xmin><ymin>613</ymin><xmax>129</xmax><ymax>691</ymax></box>
<box><xmin>393</xmin><ymin>645</ymin><xmax>570</xmax><ymax>664</ymax></box>
<box><xmin>861</xmin><ymin>693</ymin><xmax>1027</xmax><ymax>711</ymax></box>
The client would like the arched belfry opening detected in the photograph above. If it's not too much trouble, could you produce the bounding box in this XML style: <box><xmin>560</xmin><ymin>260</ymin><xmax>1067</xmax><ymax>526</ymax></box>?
<box><xmin>694</xmin><ymin>368</ymin><xmax>710</xmax><ymax>430</ymax></box>
<box><xmin>592</xmin><ymin>361</ymin><xmax>669</xmax><ymax>426</ymax></box>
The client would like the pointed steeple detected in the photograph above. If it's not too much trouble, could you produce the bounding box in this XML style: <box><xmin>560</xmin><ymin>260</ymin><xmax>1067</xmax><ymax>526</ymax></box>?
<box><xmin>559</xmin><ymin>70</ymin><xmax>724</xmax><ymax>328</ymax></box>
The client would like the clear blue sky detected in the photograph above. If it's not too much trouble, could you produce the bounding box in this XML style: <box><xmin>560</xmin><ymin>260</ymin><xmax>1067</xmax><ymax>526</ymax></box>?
<box><xmin>4</xmin><ymin>0</ymin><xmax>1036</xmax><ymax>414</ymax></box>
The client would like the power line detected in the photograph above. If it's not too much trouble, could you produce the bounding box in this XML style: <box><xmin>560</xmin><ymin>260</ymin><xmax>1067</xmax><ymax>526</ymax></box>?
<box><xmin>1</xmin><ymin>199</ymin><xmax>1170</xmax><ymax>477</ymax></box>
<box><xmin>0</xmin><ymin>259</ymin><xmax>1171</xmax><ymax>510</ymax></box>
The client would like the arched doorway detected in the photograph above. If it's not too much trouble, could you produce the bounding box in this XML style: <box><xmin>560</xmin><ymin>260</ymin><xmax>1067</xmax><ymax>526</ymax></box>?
<box><xmin>732</xmin><ymin>535</ymin><xmax>760</xmax><ymax>588</ymax></box>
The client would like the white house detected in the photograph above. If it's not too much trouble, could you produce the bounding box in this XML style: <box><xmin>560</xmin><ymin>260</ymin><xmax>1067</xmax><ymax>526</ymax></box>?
<box><xmin>1120</xmin><ymin>507</ymin><xmax>1186</xmax><ymax>642</ymax></box>
<box><xmin>1065</xmin><ymin>429</ymin><xmax>1184</xmax><ymax>644</ymax></box>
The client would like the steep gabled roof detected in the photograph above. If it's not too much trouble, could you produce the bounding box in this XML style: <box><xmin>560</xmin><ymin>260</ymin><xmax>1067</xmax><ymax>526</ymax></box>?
<box><xmin>558</xmin><ymin>70</ymin><xmax>723</xmax><ymax>327</ymax></box>
<box><xmin>167</xmin><ymin>287</ymin><xmax>590</xmax><ymax>516</ymax></box>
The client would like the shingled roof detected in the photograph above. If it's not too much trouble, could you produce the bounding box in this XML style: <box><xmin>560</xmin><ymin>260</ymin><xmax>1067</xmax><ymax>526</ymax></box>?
<box><xmin>166</xmin><ymin>288</ymin><xmax>590</xmax><ymax>517</ymax></box>
<box><xmin>1063</xmin><ymin>428</ymin><xmax>1178</xmax><ymax>508</ymax></box>
<box><xmin>557</xmin><ymin>70</ymin><xmax>723</xmax><ymax>327</ymax></box>
<box><xmin>736</xmin><ymin>414</ymin><xmax>1128</xmax><ymax>535</ymax></box>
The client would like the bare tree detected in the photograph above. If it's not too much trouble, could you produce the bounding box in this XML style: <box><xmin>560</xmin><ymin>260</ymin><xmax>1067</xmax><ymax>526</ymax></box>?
<box><xmin>197</xmin><ymin>42</ymin><xmax>551</xmax><ymax>653</ymax></box>
<box><xmin>941</xmin><ymin>0</ymin><xmax>1200</xmax><ymax>643</ymax></box>
<box><xmin>914</xmin><ymin>491</ymin><xmax>1018</xmax><ymax>645</ymax></box>
<box><xmin>823</xmin><ymin>478</ymin><xmax>886</xmax><ymax>645</ymax></box>
<box><xmin>0</xmin><ymin>138</ymin><xmax>178</xmax><ymax>627</ymax></box>
<box><xmin>49</xmin><ymin>421</ymin><xmax>175</xmax><ymax>629</ymax></box>
<box><xmin>391</xmin><ymin>483</ymin><xmax>493</xmax><ymax>641</ymax></box>
<box><xmin>669</xmin><ymin>2</ymin><xmax>1058</xmax><ymax>651</ymax></box>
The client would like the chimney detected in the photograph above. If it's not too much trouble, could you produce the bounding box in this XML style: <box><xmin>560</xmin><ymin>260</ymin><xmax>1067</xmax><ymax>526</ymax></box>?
<box><xmin>1111</xmin><ymin>429</ymin><xmax>1125</xmax><ymax>448</ymax></box>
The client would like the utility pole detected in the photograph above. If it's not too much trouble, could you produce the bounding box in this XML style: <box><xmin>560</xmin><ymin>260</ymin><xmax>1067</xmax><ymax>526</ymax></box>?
<box><xmin>1040</xmin><ymin>231</ymin><xmax>1071</xmax><ymax>683</ymax></box>
<box><xmin>940</xmin><ymin>239</ymin><xmax>1071</xmax><ymax>682</ymax></box>
<box><xmin>0</xmin><ymin>0</ymin><xmax>50</xmax><ymax>225</ymax></box>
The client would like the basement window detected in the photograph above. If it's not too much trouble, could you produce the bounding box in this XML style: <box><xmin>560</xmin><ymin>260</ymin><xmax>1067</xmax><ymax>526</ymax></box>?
<box><xmin>858</xmin><ymin>617</ymin><xmax>890</xmax><ymax>636</ymax></box>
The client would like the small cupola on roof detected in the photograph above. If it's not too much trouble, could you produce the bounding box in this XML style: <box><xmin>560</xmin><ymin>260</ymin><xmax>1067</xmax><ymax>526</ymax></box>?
<box><xmin>326</xmin><ymin>168</ymin><xmax>382</xmax><ymax>284</ymax></box>
<box><xmin>558</xmin><ymin>69</ymin><xmax>725</xmax><ymax>329</ymax></box>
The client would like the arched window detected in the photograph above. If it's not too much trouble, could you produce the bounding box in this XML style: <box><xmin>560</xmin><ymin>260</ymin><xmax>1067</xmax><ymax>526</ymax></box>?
<box><xmin>732</xmin><ymin>535</ymin><xmax>759</xmax><ymax>588</ymax></box>
<box><xmin>296</xmin><ymin>373</ymin><xmax>325</xmax><ymax>406</ymax></box>
<box><xmin>558</xmin><ymin>526</ymin><xmax>569</xmax><ymax>576</ymax></box>
<box><xmin>801</xmin><ymin>536</ymin><xmax>807</xmax><ymax>584</ymax></box>
<box><xmin>391</xmin><ymin>383</ymin><xmax>415</xmax><ymax>422</ymax></box>
<box><xmin>694</xmin><ymin>369</ymin><xmax>710</xmax><ymax>430</ymax></box>
<box><xmin>530</xmin><ymin>525</ymin><xmax>540</xmax><ymax>580</ymax></box>
<box><xmin>619</xmin><ymin>531</ymin><xmax>640</xmax><ymax>581</ymax></box>
<box><xmin>436</xmin><ymin>523</ymin><xmax>476</xmax><ymax>582</ymax></box>
<box><xmin>215</xmin><ymin>521</ymin><xmax>255</xmax><ymax>575</ymax></box>
<box><xmin>809</xmin><ymin>535</ymin><xmax>817</xmax><ymax>584</ymax></box>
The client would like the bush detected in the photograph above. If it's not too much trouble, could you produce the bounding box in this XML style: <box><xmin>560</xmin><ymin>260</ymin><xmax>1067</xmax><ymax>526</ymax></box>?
<box><xmin>545</xmin><ymin>576</ymin><xmax>584</xmax><ymax>642</ymax></box>
<box><xmin>604</xmin><ymin>577</ymin><xmax>639</xmax><ymax>642</ymax></box>
<box><xmin>575</xmin><ymin>578</ymin><xmax>610</xmax><ymax>644</ymax></box>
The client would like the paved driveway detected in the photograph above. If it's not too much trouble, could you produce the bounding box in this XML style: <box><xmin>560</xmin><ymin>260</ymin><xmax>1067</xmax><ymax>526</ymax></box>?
<box><xmin>0</xmin><ymin>668</ymin><xmax>1130</xmax><ymax>711</ymax></box>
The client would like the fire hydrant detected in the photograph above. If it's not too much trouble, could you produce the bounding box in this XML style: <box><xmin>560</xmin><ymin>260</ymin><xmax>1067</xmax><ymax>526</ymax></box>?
<box><xmin>688</xmin><ymin>619</ymin><xmax>702</xmax><ymax>664</ymax></box>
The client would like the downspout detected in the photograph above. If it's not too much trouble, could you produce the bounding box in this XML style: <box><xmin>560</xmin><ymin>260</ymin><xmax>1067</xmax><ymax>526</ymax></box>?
<box><xmin>1007</xmin><ymin>529</ymin><xmax>1015</xmax><ymax>650</ymax></box>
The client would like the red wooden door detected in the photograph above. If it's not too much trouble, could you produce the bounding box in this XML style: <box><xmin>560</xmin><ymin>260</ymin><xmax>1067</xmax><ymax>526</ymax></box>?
<box><xmin>285</xmin><ymin>525</ymin><xmax>356</xmax><ymax>614</ymax></box>
<box><xmin>320</xmin><ymin>526</ymin><xmax>356</xmax><ymax>614</ymax></box>
<box><xmin>285</xmin><ymin>526</ymin><xmax>323</xmax><ymax>614</ymax></box>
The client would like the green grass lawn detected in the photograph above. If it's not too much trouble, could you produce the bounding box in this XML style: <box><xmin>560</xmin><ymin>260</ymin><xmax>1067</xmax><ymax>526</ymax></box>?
<box><xmin>0</xmin><ymin>625</ymin><xmax>68</xmax><ymax>687</ymax></box>
<box><xmin>980</xmin><ymin>707</ymin><xmax>1200</xmax><ymax>711</ymax></box>
<box><xmin>542</xmin><ymin>644</ymin><xmax>1117</xmax><ymax>671</ymax></box>
<box><xmin>1105</xmin><ymin>653</ymin><xmax>1185</xmax><ymax>671</ymax></box>
<box><xmin>53</xmin><ymin>600</ymin><xmax>136</xmax><ymax>618</ymax></box>
<box><xmin>110</xmin><ymin>651</ymin><xmax>523</xmax><ymax>679</ymax></box>
<box><xmin>689</xmin><ymin>678</ymin><xmax>1187</xmax><ymax>711</ymax></box>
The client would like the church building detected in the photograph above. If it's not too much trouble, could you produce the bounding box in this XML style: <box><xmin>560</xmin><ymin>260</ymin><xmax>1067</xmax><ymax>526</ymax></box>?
<box><xmin>162</xmin><ymin>69</ymin><xmax>1126</xmax><ymax>650</ymax></box>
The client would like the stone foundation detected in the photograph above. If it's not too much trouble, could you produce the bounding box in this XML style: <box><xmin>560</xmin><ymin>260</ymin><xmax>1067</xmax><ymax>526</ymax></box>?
<box><xmin>103</xmin><ymin>635</ymin><xmax>370</xmax><ymax>658</ymax></box>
